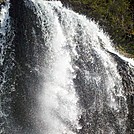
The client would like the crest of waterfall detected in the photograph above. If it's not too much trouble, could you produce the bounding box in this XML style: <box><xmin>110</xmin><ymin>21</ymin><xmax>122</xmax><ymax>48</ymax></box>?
<box><xmin>1</xmin><ymin>0</ymin><xmax>134</xmax><ymax>134</ymax></box>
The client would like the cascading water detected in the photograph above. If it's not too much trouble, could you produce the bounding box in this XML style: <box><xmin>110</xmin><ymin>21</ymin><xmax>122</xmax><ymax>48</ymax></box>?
<box><xmin>0</xmin><ymin>0</ymin><xmax>134</xmax><ymax>134</ymax></box>
<box><xmin>32</xmin><ymin>2</ymin><xmax>81</xmax><ymax>133</ymax></box>
<box><xmin>0</xmin><ymin>0</ymin><xmax>15</xmax><ymax>133</ymax></box>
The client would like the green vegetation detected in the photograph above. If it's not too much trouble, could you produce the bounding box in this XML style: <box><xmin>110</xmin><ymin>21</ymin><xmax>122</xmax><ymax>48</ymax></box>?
<box><xmin>0</xmin><ymin>0</ymin><xmax>5</xmax><ymax>4</ymax></box>
<box><xmin>68</xmin><ymin>0</ymin><xmax>134</xmax><ymax>57</ymax></box>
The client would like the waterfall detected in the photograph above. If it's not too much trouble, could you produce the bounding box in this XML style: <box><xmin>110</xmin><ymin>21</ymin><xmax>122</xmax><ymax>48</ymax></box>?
<box><xmin>0</xmin><ymin>0</ymin><xmax>134</xmax><ymax>134</ymax></box>
<box><xmin>0</xmin><ymin>0</ymin><xmax>15</xmax><ymax>133</ymax></box>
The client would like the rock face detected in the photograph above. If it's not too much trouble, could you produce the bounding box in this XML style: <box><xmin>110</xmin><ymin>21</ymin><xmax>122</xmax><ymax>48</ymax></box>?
<box><xmin>9</xmin><ymin>0</ymin><xmax>47</xmax><ymax>133</ymax></box>
<box><xmin>108</xmin><ymin>52</ymin><xmax>134</xmax><ymax>134</ymax></box>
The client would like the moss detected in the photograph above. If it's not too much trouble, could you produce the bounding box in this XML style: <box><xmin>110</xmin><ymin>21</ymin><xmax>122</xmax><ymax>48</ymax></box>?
<box><xmin>0</xmin><ymin>0</ymin><xmax>5</xmax><ymax>4</ymax></box>
<box><xmin>119</xmin><ymin>43</ymin><xmax>134</xmax><ymax>56</ymax></box>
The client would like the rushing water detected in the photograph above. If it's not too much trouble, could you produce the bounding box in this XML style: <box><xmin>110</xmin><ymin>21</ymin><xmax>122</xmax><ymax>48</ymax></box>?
<box><xmin>0</xmin><ymin>0</ymin><xmax>134</xmax><ymax>134</ymax></box>
<box><xmin>0</xmin><ymin>1</ymin><xmax>15</xmax><ymax>133</ymax></box>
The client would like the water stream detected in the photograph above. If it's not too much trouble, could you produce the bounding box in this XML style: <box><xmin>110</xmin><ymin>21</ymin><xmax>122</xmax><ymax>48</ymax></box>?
<box><xmin>0</xmin><ymin>0</ymin><xmax>134</xmax><ymax>134</ymax></box>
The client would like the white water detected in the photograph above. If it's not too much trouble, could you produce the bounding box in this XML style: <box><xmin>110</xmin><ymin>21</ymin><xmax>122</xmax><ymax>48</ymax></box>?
<box><xmin>29</xmin><ymin>1</ymin><xmax>81</xmax><ymax>134</ymax></box>
<box><xmin>0</xmin><ymin>0</ymin><xmax>10</xmax><ymax>113</ymax></box>
<box><xmin>0</xmin><ymin>1</ymin><xmax>16</xmax><ymax>134</ymax></box>
<box><xmin>25</xmin><ymin>0</ymin><xmax>130</xmax><ymax>133</ymax></box>
<box><xmin>0</xmin><ymin>0</ymin><xmax>10</xmax><ymax>65</ymax></box>
<box><xmin>0</xmin><ymin>1</ymin><xmax>12</xmax><ymax>134</ymax></box>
